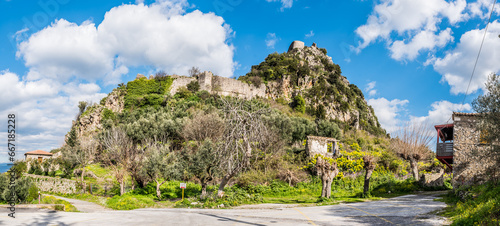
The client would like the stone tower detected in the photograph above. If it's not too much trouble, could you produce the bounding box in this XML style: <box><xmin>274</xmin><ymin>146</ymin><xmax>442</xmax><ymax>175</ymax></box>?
<box><xmin>288</xmin><ymin>41</ymin><xmax>305</xmax><ymax>52</ymax></box>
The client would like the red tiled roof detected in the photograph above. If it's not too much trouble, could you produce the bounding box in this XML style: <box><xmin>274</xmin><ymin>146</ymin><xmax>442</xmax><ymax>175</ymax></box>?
<box><xmin>24</xmin><ymin>150</ymin><xmax>53</xmax><ymax>156</ymax></box>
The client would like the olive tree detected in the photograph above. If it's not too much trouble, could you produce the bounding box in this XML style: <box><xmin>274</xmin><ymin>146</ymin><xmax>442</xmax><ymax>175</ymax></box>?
<box><xmin>472</xmin><ymin>74</ymin><xmax>500</xmax><ymax>143</ymax></box>
<box><xmin>182</xmin><ymin>112</ymin><xmax>224</xmax><ymax>198</ymax></box>
<box><xmin>142</xmin><ymin>141</ymin><xmax>179</xmax><ymax>199</ymax></box>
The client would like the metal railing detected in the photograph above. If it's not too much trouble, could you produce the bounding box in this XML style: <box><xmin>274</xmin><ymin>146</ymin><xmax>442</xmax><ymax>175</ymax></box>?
<box><xmin>436</xmin><ymin>143</ymin><xmax>454</xmax><ymax>156</ymax></box>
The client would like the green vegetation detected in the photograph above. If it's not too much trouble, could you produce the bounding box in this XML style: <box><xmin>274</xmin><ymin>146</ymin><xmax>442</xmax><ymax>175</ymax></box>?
<box><xmin>37</xmin><ymin>196</ymin><xmax>78</xmax><ymax>212</ymax></box>
<box><xmin>440</xmin><ymin>182</ymin><xmax>500</xmax><ymax>225</ymax></box>
<box><xmin>292</xmin><ymin>95</ymin><xmax>306</xmax><ymax>113</ymax></box>
<box><xmin>124</xmin><ymin>76</ymin><xmax>174</xmax><ymax>109</ymax></box>
<box><xmin>0</xmin><ymin>173</ymin><xmax>38</xmax><ymax>204</ymax></box>
<box><xmin>106</xmin><ymin>194</ymin><xmax>158</xmax><ymax>210</ymax></box>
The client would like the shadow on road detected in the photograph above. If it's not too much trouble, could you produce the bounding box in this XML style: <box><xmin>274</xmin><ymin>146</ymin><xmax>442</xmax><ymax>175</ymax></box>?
<box><xmin>22</xmin><ymin>210</ymin><xmax>72</xmax><ymax>226</ymax></box>
<box><xmin>197</xmin><ymin>213</ymin><xmax>266</xmax><ymax>226</ymax></box>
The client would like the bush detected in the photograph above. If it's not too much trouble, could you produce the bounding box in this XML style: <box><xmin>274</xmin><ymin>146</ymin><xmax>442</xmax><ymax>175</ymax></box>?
<box><xmin>175</xmin><ymin>87</ymin><xmax>192</xmax><ymax>99</ymax></box>
<box><xmin>187</xmin><ymin>81</ymin><xmax>200</xmax><ymax>92</ymax></box>
<box><xmin>292</xmin><ymin>95</ymin><xmax>306</xmax><ymax>113</ymax></box>
<box><xmin>248</xmin><ymin>76</ymin><xmax>263</xmax><ymax>87</ymax></box>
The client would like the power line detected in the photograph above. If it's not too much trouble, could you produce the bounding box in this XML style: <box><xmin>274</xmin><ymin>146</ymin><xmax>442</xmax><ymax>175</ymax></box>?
<box><xmin>444</xmin><ymin>0</ymin><xmax>497</xmax><ymax>125</ymax></box>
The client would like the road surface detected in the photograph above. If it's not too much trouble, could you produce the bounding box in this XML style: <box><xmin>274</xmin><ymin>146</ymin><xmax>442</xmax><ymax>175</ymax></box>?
<box><xmin>1</xmin><ymin>192</ymin><xmax>448</xmax><ymax>226</ymax></box>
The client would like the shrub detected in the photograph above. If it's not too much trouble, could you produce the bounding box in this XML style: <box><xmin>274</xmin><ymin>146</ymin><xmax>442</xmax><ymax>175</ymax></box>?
<box><xmin>175</xmin><ymin>87</ymin><xmax>192</xmax><ymax>99</ymax></box>
<box><xmin>187</xmin><ymin>81</ymin><xmax>200</xmax><ymax>92</ymax></box>
<box><xmin>292</xmin><ymin>95</ymin><xmax>306</xmax><ymax>113</ymax></box>
<box><xmin>248</xmin><ymin>76</ymin><xmax>263</xmax><ymax>87</ymax></box>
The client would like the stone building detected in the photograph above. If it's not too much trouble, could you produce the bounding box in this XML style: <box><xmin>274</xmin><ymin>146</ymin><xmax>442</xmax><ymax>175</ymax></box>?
<box><xmin>306</xmin><ymin>136</ymin><xmax>339</xmax><ymax>158</ymax></box>
<box><xmin>435</xmin><ymin>112</ymin><xmax>499</xmax><ymax>188</ymax></box>
<box><xmin>24</xmin><ymin>150</ymin><xmax>53</xmax><ymax>163</ymax></box>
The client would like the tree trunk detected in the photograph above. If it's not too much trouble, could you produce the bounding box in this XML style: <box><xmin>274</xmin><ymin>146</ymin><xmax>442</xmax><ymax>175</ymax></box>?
<box><xmin>410</xmin><ymin>159</ymin><xmax>419</xmax><ymax>180</ymax></box>
<box><xmin>155</xmin><ymin>179</ymin><xmax>161</xmax><ymax>199</ymax></box>
<box><xmin>119</xmin><ymin>183</ymin><xmax>124</xmax><ymax>195</ymax></box>
<box><xmin>200</xmin><ymin>182</ymin><xmax>208</xmax><ymax>199</ymax></box>
<box><xmin>218</xmin><ymin>175</ymin><xmax>230</xmax><ymax>197</ymax></box>
<box><xmin>364</xmin><ymin>169</ymin><xmax>373</xmax><ymax>196</ymax></box>
<box><xmin>81</xmin><ymin>168</ymin><xmax>85</xmax><ymax>193</ymax></box>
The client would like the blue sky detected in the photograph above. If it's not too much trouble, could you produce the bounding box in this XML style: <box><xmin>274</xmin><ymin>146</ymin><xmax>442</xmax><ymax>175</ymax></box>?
<box><xmin>1</xmin><ymin>0</ymin><xmax>499</xmax><ymax>162</ymax></box>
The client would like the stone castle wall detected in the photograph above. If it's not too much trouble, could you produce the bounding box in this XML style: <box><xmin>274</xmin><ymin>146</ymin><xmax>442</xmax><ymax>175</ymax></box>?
<box><xmin>453</xmin><ymin>113</ymin><xmax>499</xmax><ymax>187</ymax></box>
<box><xmin>167</xmin><ymin>71</ymin><xmax>265</xmax><ymax>99</ymax></box>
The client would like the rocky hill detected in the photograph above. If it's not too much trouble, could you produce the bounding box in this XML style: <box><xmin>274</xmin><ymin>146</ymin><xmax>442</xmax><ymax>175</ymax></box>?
<box><xmin>71</xmin><ymin>41</ymin><xmax>385</xmax><ymax>142</ymax></box>
<box><xmin>240</xmin><ymin>41</ymin><xmax>384</xmax><ymax>135</ymax></box>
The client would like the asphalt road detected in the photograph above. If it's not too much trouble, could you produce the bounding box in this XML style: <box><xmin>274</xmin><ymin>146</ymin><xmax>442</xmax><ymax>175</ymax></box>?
<box><xmin>0</xmin><ymin>192</ymin><xmax>448</xmax><ymax>226</ymax></box>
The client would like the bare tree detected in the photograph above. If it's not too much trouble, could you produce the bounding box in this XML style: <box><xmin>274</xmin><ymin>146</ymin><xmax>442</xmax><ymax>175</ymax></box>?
<box><xmin>390</xmin><ymin>122</ymin><xmax>433</xmax><ymax>180</ymax></box>
<box><xmin>182</xmin><ymin>112</ymin><xmax>224</xmax><ymax>142</ymax></box>
<box><xmin>315</xmin><ymin>156</ymin><xmax>339</xmax><ymax>198</ymax></box>
<box><xmin>101</xmin><ymin>127</ymin><xmax>135</xmax><ymax>196</ymax></box>
<box><xmin>189</xmin><ymin>66</ymin><xmax>201</xmax><ymax>77</ymax></box>
<box><xmin>76</xmin><ymin>135</ymin><xmax>99</xmax><ymax>186</ymax></box>
<box><xmin>363</xmin><ymin>154</ymin><xmax>377</xmax><ymax>197</ymax></box>
<box><xmin>216</xmin><ymin>98</ymin><xmax>271</xmax><ymax>196</ymax></box>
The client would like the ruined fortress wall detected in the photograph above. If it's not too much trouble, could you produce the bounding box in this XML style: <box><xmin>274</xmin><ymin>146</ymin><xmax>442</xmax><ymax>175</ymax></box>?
<box><xmin>212</xmin><ymin>75</ymin><xmax>266</xmax><ymax>99</ymax></box>
<box><xmin>168</xmin><ymin>72</ymin><xmax>265</xmax><ymax>99</ymax></box>
<box><xmin>453</xmin><ymin>114</ymin><xmax>499</xmax><ymax>187</ymax></box>
<box><xmin>169</xmin><ymin>76</ymin><xmax>196</xmax><ymax>95</ymax></box>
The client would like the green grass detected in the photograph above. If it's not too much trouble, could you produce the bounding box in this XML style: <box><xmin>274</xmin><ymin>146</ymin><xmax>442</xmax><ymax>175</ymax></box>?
<box><xmin>36</xmin><ymin>196</ymin><xmax>79</xmax><ymax>212</ymax></box>
<box><xmin>57</xmin><ymin>193</ymin><xmax>109</xmax><ymax>208</ymax></box>
<box><xmin>106</xmin><ymin>194</ymin><xmax>158</xmax><ymax>210</ymax></box>
<box><xmin>85</xmin><ymin>164</ymin><xmax>114</xmax><ymax>179</ymax></box>
<box><xmin>439</xmin><ymin>182</ymin><xmax>500</xmax><ymax>225</ymax></box>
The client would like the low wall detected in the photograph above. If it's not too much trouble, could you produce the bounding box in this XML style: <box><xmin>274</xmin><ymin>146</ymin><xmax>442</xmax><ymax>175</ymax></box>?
<box><xmin>25</xmin><ymin>174</ymin><xmax>78</xmax><ymax>194</ymax></box>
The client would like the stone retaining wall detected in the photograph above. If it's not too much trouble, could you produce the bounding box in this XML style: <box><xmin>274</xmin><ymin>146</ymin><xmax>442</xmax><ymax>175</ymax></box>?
<box><xmin>26</xmin><ymin>174</ymin><xmax>78</xmax><ymax>194</ymax></box>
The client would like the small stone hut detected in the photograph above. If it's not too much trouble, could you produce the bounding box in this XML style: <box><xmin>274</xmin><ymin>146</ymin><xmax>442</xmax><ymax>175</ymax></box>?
<box><xmin>452</xmin><ymin>112</ymin><xmax>499</xmax><ymax>187</ymax></box>
<box><xmin>24</xmin><ymin>150</ymin><xmax>53</xmax><ymax>163</ymax></box>
<box><xmin>436</xmin><ymin>112</ymin><xmax>499</xmax><ymax>188</ymax></box>
<box><xmin>306</xmin><ymin>136</ymin><xmax>339</xmax><ymax>158</ymax></box>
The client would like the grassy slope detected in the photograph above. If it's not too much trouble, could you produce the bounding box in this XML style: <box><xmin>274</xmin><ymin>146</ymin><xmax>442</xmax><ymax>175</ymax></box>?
<box><xmin>439</xmin><ymin>182</ymin><xmax>500</xmax><ymax>225</ymax></box>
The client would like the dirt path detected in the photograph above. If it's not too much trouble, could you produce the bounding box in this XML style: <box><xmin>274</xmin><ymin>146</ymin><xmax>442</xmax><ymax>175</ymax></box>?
<box><xmin>47</xmin><ymin>195</ymin><xmax>111</xmax><ymax>213</ymax></box>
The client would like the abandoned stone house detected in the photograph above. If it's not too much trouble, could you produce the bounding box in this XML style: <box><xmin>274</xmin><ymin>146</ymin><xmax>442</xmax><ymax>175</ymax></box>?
<box><xmin>435</xmin><ymin>112</ymin><xmax>499</xmax><ymax>188</ymax></box>
<box><xmin>306</xmin><ymin>136</ymin><xmax>339</xmax><ymax>158</ymax></box>
<box><xmin>24</xmin><ymin>150</ymin><xmax>53</xmax><ymax>163</ymax></box>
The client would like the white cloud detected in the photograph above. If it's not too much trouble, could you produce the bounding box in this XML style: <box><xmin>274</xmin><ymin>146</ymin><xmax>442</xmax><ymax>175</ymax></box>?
<box><xmin>410</xmin><ymin>100</ymin><xmax>471</xmax><ymax>126</ymax></box>
<box><xmin>266</xmin><ymin>0</ymin><xmax>294</xmax><ymax>11</ymax></box>
<box><xmin>2</xmin><ymin>1</ymin><xmax>238</xmax><ymax>162</ymax></box>
<box><xmin>16</xmin><ymin>1</ymin><xmax>235</xmax><ymax>84</ymax></box>
<box><xmin>0</xmin><ymin>71</ymin><xmax>106</xmax><ymax>162</ymax></box>
<box><xmin>354</xmin><ymin>0</ymin><xmax>467</xmax><ymax>58</ymax></box>
<box><xmin>432</xmin><ymin>20</ymin><xmax>500</xmax><ymax>94</ymax></box>
<box><xmin>305</xmin><ymin>30</ymin><xmax>314</xmax><ymax>38</ymax></box>
<box><xmin>468</xmin><ymin>0</ymin><xmax>500</xmax><ymax>19</ymax></box>
<box><xmin>389</xmin><ymin>28</ymin><xmax>453</xmax><ymax>61</ymax></box>
<box><xmin>265</xmin><ymin>33</ymin><xmax>280</xmax><ymax>49</ymax></box>
<box><xmin>365</xmin><ymin>81</ymin><xmax>377</xmax><ymax>96</ymax></box>
<box><xmin>368</xmin><ymin>97</ymin><xmax>409</xmax><ymax>133</ymax></box>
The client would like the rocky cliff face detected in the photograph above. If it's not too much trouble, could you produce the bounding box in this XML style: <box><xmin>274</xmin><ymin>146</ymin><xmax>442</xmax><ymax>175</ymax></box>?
<box><xmin>240</xmin><ymin>41</ymin><xmax>384</xmax><ymax>134</ymax></box>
